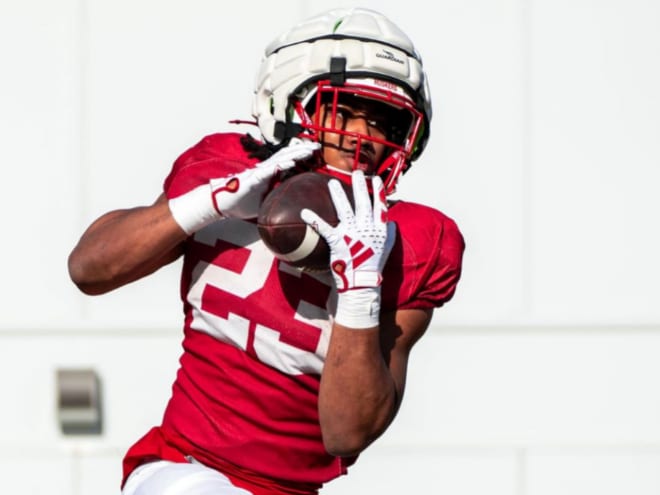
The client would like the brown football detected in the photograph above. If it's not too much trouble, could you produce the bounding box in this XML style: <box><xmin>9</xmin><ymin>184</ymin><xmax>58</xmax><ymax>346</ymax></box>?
<box><xmin>257</xmin><ymin>172</ymin><xmax>352</xmax><ymax>271</ymax></box>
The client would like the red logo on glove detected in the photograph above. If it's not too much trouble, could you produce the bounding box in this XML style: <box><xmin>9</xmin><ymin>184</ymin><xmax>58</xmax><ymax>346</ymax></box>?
<box><xmin>344</xmin><ymin>235</ymin><xmax>375</xmax><ymax>269</ymax></box>
<box><xmin>211</xmin><ymin>177</ymin><xmax>240</xmax><ymax>215</ymax></box>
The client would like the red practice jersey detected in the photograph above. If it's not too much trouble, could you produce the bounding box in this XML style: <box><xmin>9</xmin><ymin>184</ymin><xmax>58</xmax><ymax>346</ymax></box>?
<box><xmin>123</xmin><ymin>133</ymin><xmax>464</xmax><ymax>495</ymax></box>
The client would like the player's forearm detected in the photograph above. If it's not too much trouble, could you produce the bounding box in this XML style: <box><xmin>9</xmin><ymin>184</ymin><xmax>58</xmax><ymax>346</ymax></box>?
<box><xmin>68</xmin><ymin>197</ymin><xmax>186</xmax><ymax>294</ymax></box>
<box><xmin>318</xmin><ymin>324</ymin><xmax>398</xmax><ymax>457</ymax></box>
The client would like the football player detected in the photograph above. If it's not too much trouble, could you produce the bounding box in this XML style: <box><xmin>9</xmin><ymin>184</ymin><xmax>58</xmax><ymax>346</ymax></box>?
<box><xmin>68</xmin><ymin>7</ymin><xmax>465</xmax><ymax>495</ymax></box>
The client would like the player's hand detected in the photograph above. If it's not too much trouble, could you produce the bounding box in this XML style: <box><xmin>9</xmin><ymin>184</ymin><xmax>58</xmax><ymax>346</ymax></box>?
<box><xmin>301</xmin><ymin>171</ymin><xmax>396</xmax><ymax>328</ymax></box>
<box><xmin>169</xmin><ymin>138</ymin><xmax>320</xmax><ymax>234</ymax></box>
<box><xmin>210</xmin><ymin>138</ymin><xmax>320</xmax><ymax>220</ymax></box>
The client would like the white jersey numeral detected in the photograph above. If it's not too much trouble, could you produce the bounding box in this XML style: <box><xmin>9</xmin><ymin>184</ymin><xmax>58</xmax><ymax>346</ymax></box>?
<box><xmin>186</xmin><ymin>219</ymin><xmax>332</xmax><ymax>375</ymax></box>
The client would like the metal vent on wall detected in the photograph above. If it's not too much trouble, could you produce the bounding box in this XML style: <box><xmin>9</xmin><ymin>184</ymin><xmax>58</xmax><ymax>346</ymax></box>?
<box><xmin>56</xmin><ymin>368</ymin><xmax>103</xmax><ymax>435</ymax></box>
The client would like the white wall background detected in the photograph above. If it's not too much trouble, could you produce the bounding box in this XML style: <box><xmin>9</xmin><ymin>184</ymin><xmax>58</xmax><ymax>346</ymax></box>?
<box><xmin>1</xmin><ymin>0</ymin><xmax>659</xmax><ymax>494</ymax></box>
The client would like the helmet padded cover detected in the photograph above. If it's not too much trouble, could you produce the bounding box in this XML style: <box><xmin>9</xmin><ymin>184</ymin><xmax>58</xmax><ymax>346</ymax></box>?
<box><xmin>265</xmin><ymin>8</ymin><xmax>421</xmax><ymax>59</ymax></box>
<box><xmin>252</xmin><ymin>7</ymin><xmax>432</xmax><ymax>155</ymax></box>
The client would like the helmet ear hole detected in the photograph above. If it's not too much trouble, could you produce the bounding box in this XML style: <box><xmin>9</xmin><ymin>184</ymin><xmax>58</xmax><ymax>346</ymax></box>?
<box><xmin>273</xmin><ymin>121</ymin><xmax>304</xmax><ymax>142</ymax></box>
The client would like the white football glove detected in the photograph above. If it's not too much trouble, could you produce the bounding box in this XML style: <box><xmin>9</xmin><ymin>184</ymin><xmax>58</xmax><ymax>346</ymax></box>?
<box><xmin>169</xmin><ymin>138</ymin><xmax>320</xmax><ymax>234</ymax></box>
<box><xmin>301</xmin><ymin>170</ymin><xmax>396</xmax><ymax>329</ymax></box>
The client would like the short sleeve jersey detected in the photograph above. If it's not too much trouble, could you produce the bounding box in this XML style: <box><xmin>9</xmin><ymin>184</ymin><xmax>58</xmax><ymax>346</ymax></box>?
<box><xmin>122</xmin><ymin>133</ymin><xmax>464</xmax><ymax>493</ymax></box>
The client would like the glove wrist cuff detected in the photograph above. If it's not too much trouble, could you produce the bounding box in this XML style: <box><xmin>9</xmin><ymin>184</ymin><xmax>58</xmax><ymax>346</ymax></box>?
<box><xmin>334</xmin><ymin>288</ymin><xmax>381</xmax><ymax>329</ymax></box>
<box><xmin>168</xmin><ymin>184</ymin><xmax>222</xmax><ymax>235</ymax></box>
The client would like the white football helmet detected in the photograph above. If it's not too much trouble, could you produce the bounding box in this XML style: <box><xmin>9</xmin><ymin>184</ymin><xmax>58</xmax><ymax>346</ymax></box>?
<box><xmin>252</xmin><ymin>8</ymin><xmax>432</xmax><ymax>194</ymax></box>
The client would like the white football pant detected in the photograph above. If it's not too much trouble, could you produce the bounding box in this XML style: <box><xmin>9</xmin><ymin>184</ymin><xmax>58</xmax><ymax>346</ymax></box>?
<box><xmin>122</xmin><ymin>460</ymin><xmax>253</xmax><ymax>495</ymax></box>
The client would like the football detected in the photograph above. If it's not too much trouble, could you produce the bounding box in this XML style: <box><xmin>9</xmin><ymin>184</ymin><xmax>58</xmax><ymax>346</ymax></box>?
<box><xmin>257</xmin><ymin>172</ymin><xmax>352</xmax><ymax>271</ymax></box>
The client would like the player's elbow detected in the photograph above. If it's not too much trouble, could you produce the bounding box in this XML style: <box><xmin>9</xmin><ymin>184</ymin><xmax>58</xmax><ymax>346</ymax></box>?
<box><xmin>323</xmin><ymin>437</ymin><xmax>365</xmax><ymax>458</ymax></box>
<box><xmin>319</xmin><ymin>398</ymin><xmax>394</xmax><ymax>457</ymax></box>
<box><xmin>68</xmin><ymin>253</ymin><xmax>90</xmax><ymax>293</ymax></box>
<box><xmin>321</xmin><ymin>427</ymin><xmax>373</xmax><ymax>458</ymax></box>
<box><xmin>67</xmin><ymin>251</ymin><xmax>110</xmax><ymax>295</ymax></box>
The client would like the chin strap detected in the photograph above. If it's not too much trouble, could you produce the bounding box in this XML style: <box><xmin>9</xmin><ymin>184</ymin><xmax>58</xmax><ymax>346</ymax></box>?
<box><xmin>272</xmin><ymin>100</ymin><xmax>318</xmax><ymax>144</ymax></box>
<box><xmin>376</xmin><ymin>150</ymin><xmax>407</xmax><ymax>195</ymax></box>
